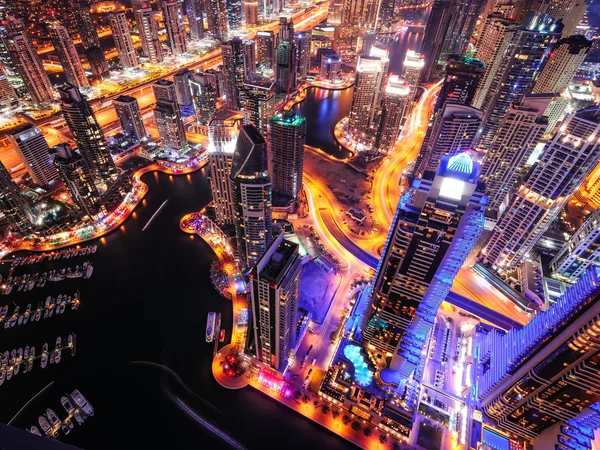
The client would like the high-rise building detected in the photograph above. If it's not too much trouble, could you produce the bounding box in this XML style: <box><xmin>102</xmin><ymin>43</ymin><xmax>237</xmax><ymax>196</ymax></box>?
<box><xmin>277</xmin><ymin>16</ymin><xmax>294</xmax><ymax>44</ymax></box>
<box><xmin>476</xmin><ymin>265</ymin><xmax>600</xmax><ymax>441</ymax></box>
<box><xmin>401</xmin><ymin>50</ymin><xmax>424</xmax><ymax>102</ymax></box>
<box><xmin>363</xmin><ymin>152</ymin><xmax>485</xmax><ymax>397</ymax></box>
<box><xmin>109</xmin><ymin>12</ymin><xmax>138</xmax><ymax>68</ymax></box>
<box><xmin>419</xmin><ymin>0</ymin><xmax>454</xmax><ymax>82</ymax></box>
<box><xmin>255</xmin><ymin>31</ymin><xmax>275</xmax><ymax>71</ymax></box>
<box><xmin>152</xmin><ymin>79</ymin><xmax>176</xmax><ymax>102</ymax></box>
<box><xmin>270</xmin><ymin>110</ymin><xmax>306</xmax><ymax>209</ymax></box>
<box><xmin>154</xmin><ymin>100</ymin><xmax>188</xmax><ymax>152</ymax></box>
<box><xmin>542</xmin><ymin>0</ymin><xmax>589</xmax><ymax>36</ymax></box>
<box><xmin>244</xmin><ymin>0</ymin><xmax>259</xmax><ymax>25</ymax></box>
<box><xmin>6</xmin><ymin>32</ymin><xmax>53</xmax><ymax>106</ymax></box>
<box><xmin>173</xmin><ymin>68</ymin><xmax>193</xmax><ymax>107</ymax></box>
<box><xmin>113</xmin><ymin>95</ymin><xmax>147</xmax><ymax>142</ymax></box>
<box><xmin>436</xmin><ymin>55</ymin><xmax>484</xmax><ymax>111</ymax></box>
<box><xmin>0</xmin><ymin>25</ymin><xmax>27</xmax><ymax>98</ymax></box>
<box><xmin>442</xmin><ymin>0</ymin><xmax>485</xmax><ymax>56</ymax></box>
<box><xmin>227</xmin><ymin>0</ymin><xmax>243</xmax><ymax>31</ymax></box>
<box><xmin>72</xmin><ymin>1</ymin><xmax>110</xmax><ymax>79</ymax></box>
<box><xmin>208</xmin><ymin>109</ymin><xmax>243</xmax><ymax>226</ymax></box>
<box><xmin>415</xmin><ymin>103</ymin><xmax>481</xmax><ymax>176</ymax></box>
<box><xmin>205</xmin><ymin>68</ymin><xmax>226</xmax><ymax>98</ymax></box>
<box><xmin>241</xmin><ymin>73</ymin><xmax>275</xmax><ymax>136</ymax></box>
<box><xmin>341</xmin><ymin>0</ymin><xmax>381</xmax><ymax>31</ymax></box>
<box><xmin>231</xmin><ymin>124</ymin><xmax>273</xmax><ymax>268</ymax></box>
<box><xmin>480</xmin><ymin>94</ymin><xmax>552</xmax><ymax>215</ymax></box>
<box><xmin>162</xmin><ymin>0</ymin><xmax>187</xmax><ymax>56</ymax></box>
<box><xmin>244</xmin><ymin>40</ymin><xmax>256</xmax><ymax>75</ymax></box>
<box><xmin>50</xmin><ymin>143</ymin><xmax>100</xmax><ymax>218</ymax></box>
<box><xmin>361</xmin><ymin>30</ymin><xmax>377</xmax><ymax>55</ymax></box>
<box><xmin>295</xmin><ymin>32</ymin><xmax>311</xmax><ymax>78</ymax></box>
<box><xmin>9</xmin><ymin>126</ymin><xmax>58</xmax><ymax>187</ymax></box>
<box><xmin>375</xmin><ymin>75</ymin><xmax>412</xmax><ymax>153</ymax></box>
<box><xmin>275</xmin><ymin>40</ymin><xmax>296</xmax><ymax>94</ymax></box>
<box><xmin>132</xmin><ymin>0</ymin><xmax>163</xmax><ymax>64</ymax></box>
<box><xmin>0</xmin><ymin>159</ymin><xmax>32</xmax><ymax>236</ymax></box>
<box><xmin>479</xmin><ymin>106</ymin><xmax>600</xmax><ymax>273</ymax></box>
<box><xmin>0</xmin><ymin>65</ymin><xmax>17</xmax><ymax>107</ymax></box>
<box><xmin>186</xmin><ymin>0</ymin><xmax>204</xmax><ymax>40</ymax></box>
<box><xmin>49</xmin><ymin>23</ymin><xmax>89</xmax><ymax>88</ymax></box>
<box><xmin>328</xmin><ymin>0</ymin><xmax>344</xmax><ymax>24</ymax></box>
<box><xmin>58</xmin><ymin>84</ymin><xmax>118</xmax><ymax>185</ymax></box>
<box><xmin>319</xmin><ymin>54</ymin><xmax>342</xmax><ymax>81</ymax></box>
<box><xmin>190</xmin><ymin>72</ymin><xmax>217</xmax><ymax>125</ymax></box>
<box><xmin>476</xmin><ymin>11</ymin><xmax>562</xmax><ymax>150</ymax></box>
<box><xmin>221</xmin><ymin>38</ymin><xmax>246</xmax><ymax>109</ymax></box>
<box><xmin>85</xmin><ymin>46</ymin><xmax>110</xmax><ymax>80</ymax></box>
<box><xmin>246</xmin><ymin>232</ymin><xmax>302</xmax><ymax>372</ymax></box>
<box><xmin>348</xmin><ymin>54</ymin><xmax>386</xmax><ymax>140</ymax></box>
<box><xmin>206</xmin><ymin>0</ymin><xmax>229</xmax><ymax>40</ymax></box>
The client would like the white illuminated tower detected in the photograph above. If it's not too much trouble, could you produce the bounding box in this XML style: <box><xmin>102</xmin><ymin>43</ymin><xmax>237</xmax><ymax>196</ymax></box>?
<box><xmin>162</xmin><ymin>0</ymin><xmax>187</xmax><ymax>56</ymax></box>
<box><xmin>132</xmin><ymin>0</ymin><xmax>163</xmax><ymax>64</ymax></box>
<box><xmin>9</xmin><ymin>126</ymin><xmax>58</xmax><ymax>187</ymax></box>
<box><xmin>480</xmin><ymin>106</ymin><xmax>600</xmax><ymax>273</ymax></box>
<box><xmin>295</xmin><ymin>32</ymin><xmax>311</xmax><ymax>78</ymax></box>
<box><xmin>401</xmin><ymin>50</ymin><xmax>424</xmax><ymax>102</ymax></box>
<box><xmin>0</xmin><ymin>159</ymin><xmax>32</xmax><ymax>236</ymax></box>
<box><xmin>109</xmin><ymin>12</ymin><xmax>138</xmax><ymax>68</ymax></box>
<box><xmin>375</xmin><ymin>75</ymin><xmax>411</xmax><ymax>154</ymax></box>
<box><xmin>241</xmin><ymin>73</ymin><xmax>275</xmax><ymax>136</ymax></box>
<box><xmin>49</xmin><ymin>23</ymin><xmax>89</xmax><ymax>88</ymax></box>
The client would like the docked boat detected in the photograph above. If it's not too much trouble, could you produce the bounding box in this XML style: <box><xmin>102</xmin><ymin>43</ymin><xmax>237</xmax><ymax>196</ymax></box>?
<box><xmin>70</xmin><ymin>389</ymin><xmax>94</xmax><ymax>416</ymax></box>
<box><xmin>61</xmin><ymin>395</ymin><xmax>75</xmax><ymax>414</ymax></box>
<box><xmin>206</xmin><ymin>312</ymin><xmax>216</xmax><ymax>343</ymax></box>
<box><xmin>54</xmin><ymin>337</ymin><xmax>62</xmax><ymax>364</ymax></box>
<box><xmin>219</xmin><ymin>329</ymin><xmax>226</xmax><ymax>342</ymax></box>
<box><xmin>72</xmin><ymin>410</ymin><xmax>85</xmax><ymax>425</ymax></box>
<box><xmin>0</xmin><ymin>368</ymin><xmax>5</xmax><ymax>386</ymax></box>
<box><xmin>6</xmin><ymin>364</ymin><xmax>13</xmax><ymax>380</ymax></box>
<box><xmin>28</xmin><ymin>426</ymin><xmax>42</xmax><ymax>436</ymax></box>
<box><xmin>215</xmin><ymin>313</ymin><xmax>221</xmax><ymax>336</ymax></box>
<box><xmin>0</xmin><ymin>305</ymin><xmax>8</xmax><ymax>320</ymax></box>
<box><xmin>46</xmin><ymin>409</ymin><xmax>60</xmax><ymax>428</ymax></box>
<box><xmin>22</xmin><ymin>304</ymin><xmax>31</xmax><ymax>324</ymax></box>
<box><xmin>24</xmin><ymin>346</ymin><xmax>29</xmax><ymax>360</ymax></box>
<box><xmin>38</xmin><ymin>416</ymin><xmax>52</xmax><ymax>435</ymax></box>
<box><xmin>68</xmin><ymin>334</ymin><xmax>74</xmax><ymax>348</ymax></box>
<box><xmin>41</xmin><ymin>343</ymin><xmax>48</xmax><ymax>369</ymax></box>
<box><xmin>4</xmin><ymin>284</ymin><xmax>11</xmax><ymax>295</ymax></box>
<box><xmin>61</xmin><ymin>417</ymin><xmax>73</xmax><ymax>434</ymax></box>
<box><xmin>84</xmin><ymin>265</ymin><xmax>93</xmax><ymax>279</ymax></box>
<box><xmin>10</xmin><ymin>306</ymin><xmax>19</xmax><ymax>327</ymax></box>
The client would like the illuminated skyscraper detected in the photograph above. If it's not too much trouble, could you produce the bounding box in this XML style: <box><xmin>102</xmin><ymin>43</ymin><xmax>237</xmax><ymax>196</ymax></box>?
<box><xmin>348</xmin><ymin>54</ymin><xmax>386</xmax><ymax>141</ymax></box>
<box><xmin>401</xmin><ymin>50</ymin><xmax>424</xmax><ymax>102</ymax></box>
<box><xmin>109</xmin><ymin>12</ymin><xmax>138</xmax><ymax>68</ymax></box>
<box><xmin>58</xmin><ymin>84</ymin><xmax>119</xmax><ymax>185</ymax></box>
<box><xmin>85</xmin><ymin>47</ymin><xmax>110</xmax><ymax>80</ymax></box>
<box><xmin>480</xmin><ymin>106</ymin><xmax>600</xmax><ymax>273</ymax></box>
<box><xmin>241</xmin><ymin>73</ymin><xmax>275</xmax><ymax>136</ymax></box>
<box><xmin>154</xmin><ymin>100</ymin><xmax>188</xmax><ymax>152</ymax></box>
<box><xmin>277</xmin><ymin>16</ymin><xmax>294</xmax><ymax>44</ymax></box>
<box><xmin>341</xmin><ymin>0</ymin><xmax>381</xmax><ymax>31</ymax></box>
<box><xmin>231</xmin><ymin>124</ymin><xmax>273</xmax><ymax>268</ymax></box>
<box><xmin>319</xmin><ymin>54</ymin><xmax>342</xmax><ymax>81</ymax></box>
<box><xmin>173</xmin><ymin>68</ymin><xmax>193</xmax><ymax>107</ymax></box>
<box><xmin>132</xmin><ymin>0</ymin><xmax>163</xmax><ymax>64</ymax></box>
<box><xmin>244</xmin><ymin>1</ymin><xmax>259</xmax><ymax>25</ymax></box>
<box><xmin>152</xmin><ymin>79</ymin><xmax>176</xmax><ymax>102</ymax></box>
<box><xmin>113</xmin><ymin>95</ymin><xmax>147</xmax><ymax>142</ymax></box>
<box><xmin>206</xmin><ymin>0</ymin><xmax>229</xmax><ymax>40</ymax></box>
<box><xmin>49</xmin><ymin>23</ymin><xmax>89</xmax><ymax>88</ymax></box>
<box><xmin>328</xmin><ymin>0</ymin><xmax>344</xmax><ymax>24</ymax></box>
<box><xmin>221</xmin><ymin>38</ymin><xmax>246</xmax><ymax>109</ymax></box>
<box><xmin>246</xmin><ymin>232</ymin><xmax>302</xmax><ymax>372</ymax></box>
<box><xmin>162</xmin><ymin>0</ymin><xmax>187</xmax><ymax>56</ymax></box>
<box><xmin>375</xmin><ymin>76</ymin><xmax>411</xmax><ymax>153</ymax></box>
<box><xmin>186</xmin><ymin>0</ymin><xmax>204</xmax><ymax>40</ymax></box>
<box><xmin>0</xmin><ymin>65</ymin><xmax>17</xmax><ymax>107</ymax></box>
<box><xmin>255</xmin><ymin>31</ymin><xmax>275</xmax><ymax>71</ymax></box>
<box><xmin>190</xmin><ymin>72</ymin><xmax>217</xmax><ymax>126</ymax></box>
<box><xmin>0</xmin><ymin>159</ymin><xmax>32</xmax><ymax>236</ymax></box>
<box><xmin>442</xmin><ymin>0</ymin><xmax>485</xmax><ymax>56</ymax></box>
<box><xmin>9</xmin><ymin>126</ymin><xmax>58</xmax><ymax>188</ymax></box>
<box><xmin>541</xmin><ymin>0</ymin><xmax>588</xmax><ymax>36</ymax></box>
<box><xmin>244</xmin><ymin>40</ymin><xmax>256</xmax><ymax>74</ymax></box>
<box><xmin>363</xmin><ymin>152</ymin><xmax>485</xmax><ymax>402</ymax></box>
<box><xmin>72</xmin><ymin>1</ymin><xmax>109</xmax><ymax>79</ymax></box>
<box><xmin>295</xmin><ymin>32</ymin><xmax>311</xmax><ymax>78</ymax></box>
<box><xmin>436</xmin><ymin>55</ymin><xmax>484</xmax><ymax>111</ymax></box>
<box><xmin>227</xmin><ymin>0</ymin><xmax>243</xmax><ymax>31</ymax></box>
<box><xmin>275</xmin><ymin>40</ymin><xmax>296</xmax><ymax>94</ymax></box>
<box><xmin>419</xmin><ymin>0</ymin><xmax>454</xmax><ymax>82</ymax></box>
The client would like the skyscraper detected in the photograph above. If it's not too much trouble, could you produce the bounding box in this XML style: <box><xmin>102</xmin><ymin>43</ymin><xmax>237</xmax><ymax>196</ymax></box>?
<box><xmin>255</xmin><ymin>31</ymin><xmax>275</xmax><ymax>71</ymax></box>
<box><xmin>206</xmin><ymin>0</ymin><xmax>229</xmax><ymax>40</ymax></box>
<box><xmin>419</xmin><ymin>0</ymin><xmax>454</xmax><ymax>82</ymax></box>
<box><xmin>173</xmin><ymin>68</ymin><xmax>193</xmax><ymax>107</ymax></box>
<box><xmin>348</xmin><ymin>54</ymin><xmax>386</xmax><ymax>141</ymax></box>
<box><xmin>241</xmin><ymin>73</ymin><xmax>275</xmax><ymax>136</ymax></box>
<box><xmin>542</xmin><ymin>0</ymin><xmax>588</xmax><ymax>36</ymax></box>
<box><xmin>277</xmin><ymin>16</ymin><xmax>294</xmax><ymax>44</ymax></box>
<box><xmin>190</xmin><ymin>72</ymin><xmax>217</xmax><ymax>126</ymax></box>
<box><xmin>58</xmin><ymin>84</ymin><xmax>118</xmax><ymax>185</ymax></box>
<box><xmin>270</xmin><ymin>110</ymin><xmax>306</xmax><ymax>209</ymax></box>
<box><xmin>162</xmin><ymin>0</ymin><xmax>187</xmax><ymax>56</ymax></box>
<box><xmin>132</xmin><ymin>0</ymin><xmax>163</xmax><ymax>64</ymax></box>
<box><xmin>0</xmin><ymin>159</ymin><xmax>32</xmax><ymax>236</ymax></box>
<box><xmin>152</xmin><ymin>79</ymin><xmax>176</xmax><ymax>102</ymax></box>
<box><xmin>113</xmin><ymin>95</ymin><xmax>147</xmax><ymax>142</ymax></box>
<box><xmin>295</xmin><ymin>32</ymin><xmax>311</xmax><ymax>78</ymax></box>
<box><xmin>0</xmin><ymin>65</ymin><xmax>17</xmax><ymax>107</ymax></box>
<box><xmin>221</xmin><ymin>38</ymin><xmax>246</xmax><ymax>109</ymax></box>
<box><xmin>480</xmin><ymin>106</ymin><xmax>600</xmax><ymax>273</ymax></box>
<box><xmin>363</xmin><ymin>152</ymin><xmax>485</xmax><ymax>397</ymax></box>
<box><xmin>72</xmin><ymin>1</ymin><xmax>109</xmax><ymax>79</ymax></box>
<box><xmin>208</xmin><ymin>109</ymin><xmax>243</xmax><ymax>226</ymax></box>
<box><xmin>319</xmin><ymin>54</ymin><xmax>342</xmax><ymax>81</ymax></box>
<box><xmin>6</xmin><ymin>32</ymin><xmax>53</xmax><ymax>106</ymax></box>
<box><xmin>436</xmin><ymin>55</ymin><xmax>484</xmax><ymax>111</ymax></box>
<box><xmin>9</xmin><ymin>126</ymin><xmax>58</xmax><ymax>187</ymax></box>
<box><xmin>476</xmin><ymin>264</ymin><xmax>600</xmax><ymax>441</ymax></box>
<box><xmin>85</xmin><ymin>47</ymin><xmax>110</xmax><ymax>80</ymax></box>
<box><xmin>244</xmin><ymin>40</ymin><xmax>256</xmax><ymax>75</ymax></box>
<box><xmin>109</xmin><ymin>12</ymin><xmax>138</xmax><ymax>68</ymax></box>
<box><xmin>375</xmin><ymin>75</ymin><xmax>411</xmax><ymax>154</ymax></box>
<box><xmin>186</xmin><ymin>0</ymin><xmax>204</xmax><ymax>40</ymax></box>
<box><xmin>246</xmin><ymin>232</ymin><xmax>302</xmax><ymax>372</ymax></box>
<box><xmin>231</xmin><ymin>124</ymin><xmax>273</xmax><ymax>268</ymax></box>
<box><xmin>401</xmin><ymin>50</ymin><xmax>424</xmax><ymax>102</ymax></box>
<box><xmin>227</xmin><ymin>0</ymin><xmax>243</xmax><ymax>31</ymax></box>
<box><xmin>244</xmin><ymin>0</ymin><xmax>259</xmax><ymax>25</ymax></box>
<box><xmin>49</xmin><ymin>23</ymin><xmax>89</xmax><ymax>88</ymax></box>
<box><xmin>341</xmin><ymin>0</ymin><xmax>381</xmax><ymax>31</ymax></box>
<box><xmin>154</xmin><ymin>100</ymin><xmax>188</xmax><ymax>152</ymax></box>
<box><xmin>414</xmin><ymin>103</ymin><xmax>481</xmax><ymax>176</ymax></box>
<box><xmin>442</xmin><ymin>0</ymin><xmax>485</xmax><ymax>56</ymax></box>
<box><xmin>480</xmin><ymin>94</ymin><xmax>552</xmax><ymax>216</ymax></box>
<box><xmin>275</xmin><ymin>40</ymin><xmax>296</xmax><ymax>94</ymax></box>
<box><xmin>328</xmin><ymin>0</ymin><xmax>344</xmax><ymax>24</ymax></box>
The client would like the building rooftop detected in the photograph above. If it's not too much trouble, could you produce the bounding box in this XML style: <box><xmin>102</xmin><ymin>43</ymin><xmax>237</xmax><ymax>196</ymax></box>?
<box><xmin>271</xmin><ymin>110</ymin><xmax>306</xmax><ymax>127</ymax></box>
<box><xmin>259</xmin><ymin>238</ymin><xmax>299</xmax><ymax>284</ymax></box>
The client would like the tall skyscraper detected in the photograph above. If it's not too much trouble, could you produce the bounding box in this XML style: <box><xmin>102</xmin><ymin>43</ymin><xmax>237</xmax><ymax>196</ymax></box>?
<box><xmin>113</xmin><ymin>95</ymin><xmax>147</xmax><ymax>142</ymax></box>
<box><xmin>51</xmin><ymin>143</ymin><xmax>100</xmax><ymax>218</ymax></box>
<box><xmin>270</xmin><ymin>110</ymin><xmax>306</xmax><ymax>209</ymax></box>
<box><xmin>443</xmin><ymin>0</ymin><xmax>485</xmax><ymax>56</ymax></box>
<box><xmin>152</xmin><ymin>79</ymin><xmax>176</xmax><ymax>102</ymax></box>
<box><xmin>186</xmin><ymin>0</ymin><xmax>204</xmax><ymax>40</ymax></box>
<box><xmin>221</xmin><ymin>38</ymin><xmax>246</xmax><ymax>109</ymax></box>
<box><xmin>162</xmin><ymin>0</ymin><xmax>187</xmax><ymax>56</ymax></box>
<box><xmin>244</xmin><ymin>40</ymin><xmax>256</xmax><ymax>75</ymax></box>
<box><xmin>414</xmin><ymin>103</ymin><xmax>481</xmax><ymax>176</ymax></box>
<box><xmin>154</xmin><ymin>100</ymin><xmax>188</xmax><ymax>152</ymax></box>
<box><xmin>0</xmin><ymin>159</ymin><xmax>32</xmax><ymax>236</ymax></box>
<box><xmin>436</xmin><ymin>55</ymin><xmax>484</xmax><ymax>111</ymax></box>
<box><xmin>0</xmin><ymin>65</ymin><xmax>17</xmax><ymax>107</ymax></box>
<box><xmin>328</xmin><ymin>0</ymin><xmax>344</xmax><ymax>24</ymax></box>
<box><xmin>49</xmin><ymin>23</ymin><xmax>89</xmax><ymax>88</ymax></box>
<box><xmin>208</xmin><ymin>109</ymin><xmax>243</xmax><ymax>226</ymax></box>
<box><xmin>542</xmin><ymin>0</ymin><xmax>589</xmax><ymax>36</ymax></box>
<box><xmin>241</xmin><ymin>73</ymin><xmax>275</xmax><ymax>136</ymax></box>
<box><xmin>341</xmin><ymin>0</ymin><xmax>381</xmax><ymax>31</ymax></box>
<box><xmin>277</xmin><ymin>16</ymin><xmax>294</xmax><ymax>44</ymax></box>
<box><xmin>476</xmin><ymin>264</ymin><xmax>600</xmax><ymax>441</ymax></box>
<box><xmin>0</xmin><ymin>25</ymin><xmax>27</xmax><ymax>99</ymax></box>
<box><xmin>109</xmin><ymin>12</ymin><xmax>138</xmax><ymax>68</ymax></box>
<box><xmin>275</xmin><ymin>40</ymin><xmax>296</xmax><ymax>94</ymax></box>
<box><xmin>6</xmin><ymin>32</ymin><xmax>53</xmax><ymax>106</ymax></box>
<box><xmin>363</xmin><ymin>152</ymin><xmax>485</xmax><ymax>399</ymax></box>
<box><xmin>401</xmin><ymin>50</ymin><xmax>424</xmax><ymax>102</ymax></box>
<box><xmin>190</xmin><ymin>72</ymin><xmax>217</xmax><ymax>126</ymax></box>
<box><xmin>244</xmin><ymin>0</ymin><xmax>259</xmax><ymax>25</ymax></box>
<box><xmin>231</xmin><ymin>124</ymin><xmax>273</xmax><ymax>269</ymax></box>
<box><xmin>58</xmin><ymin>84</ymin><xmax>118</xmax><ymax>185</ymax></box>
<box><xmin>255</xmin><ymin>31</ymin><xmax>275</xmax><ymax>71</ymax></box>
<box><xmin>480</xmin><ymin>106</ymin><xmax>600</xmax><ymax>273</ymax></box>
<box><xmin>132</xmin><ymin>0</ymin><xmax>163</xmax><ymax>64</ymax></box>
<box><xmin>348</xmin><ymin>54</ymin><xmax>386</xmax><ymax>141</ymax></box>
<box><xmin>173</xmin><ymin>68</ymin><xmax>193</xmax><ymax>107</ymax></box>
<box><xmin>85</xmin><ymin>47</ymin><xmax>110</xmax><ymax>80</ymax></box>
<box><xmin>319</xmin><ymin>54</ymin><xmax>342</xmax><ymax>81</ymax></box>
<box><xmin>9</xmin><ymin>126</ymin><xmax>58</xmax><ymax>187</ymax></box>
<box><xmin>226</xmin><ymin>0</ymin><xmax>243</xmax><ymax>31</ymax></box>
<box><xmin>206</xmin><ymin>0</ymin><xmax>229</xmax><ymax>40</ymax></box>
<box><xmin>72</xmin><ymin>1</ymin><xmax>109</xmax><ymax>79</ymax></box>
<box><xmin>419</xmin><ymin>0</ymin><xmax>454</xmax><ymax>82</ymax></box>
<box><xmin>246</xmin><ymin>232</ymin><xmax>302</xmax><ymax>372</ymax></box>
<box><xmin>295</xmin><ymin>32</ymin><xmax>311</xmax><ymax>78</ymax></box>
<box><xmin>480</xmin><ymin>94</ymin><xmax>552</xmax><ymax>216</ymax></box>
<box><xmin>375</xmin><ymin>75</ymin><xmax>411</xmax><ymax>153</ymax></box>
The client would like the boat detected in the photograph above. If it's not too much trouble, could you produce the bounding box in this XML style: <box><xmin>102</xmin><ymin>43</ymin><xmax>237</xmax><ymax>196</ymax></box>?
<box><xmin>46</xmin><ymin>409</ymin><xmax>60</xmax><ymax>428</ymax></box>
<box><xmin>68</xmin><ymin>334</ymin><xmax>74</xmax><ymax>348</ymax></box>
<box><xmin>54</xmin><ymin>341</ymin><xmax>62</xmax><ymax>364</ymax></box>
<box><xmin>61</xmin><ymin>417</ymin><xmax>73</xmax><ymax>434</ymax></box>
<box><xmin>0</xmin><ymin>305</ymin><xmax>8</xmax><ymax>320</ymax></box>
<box><xmin>206</xmin><ymin>312</ymin><xmax>216</xmax><ymax>343</ymax></box>
<box><xmin>72</xmin><ymin>410</ymin><xmax>85</xmax><ymax>425</ymax></box>
<box><xmin>91</xmin><ymin>245</ymin><xmax>97</xmax><ymax>253</ymax></box>
<box><xmin>10</xmin><ymin>306</ymin><xmax>19</xmax><ymax>327</ymax></box>
<box><xmin>28</xmin><ymin>426</ymin><xmax>42</xmax><ymax>436</ymax></box>
<box><xmin>2</xmin><ymin>351</ymin><xmax>8</xmax><ymax>367</ymax></box>
<box><xmin>84</xmin><ymin>265</ymin><xmax>93</xmax><ymax>279</ymax></box>
<box><xmin>61</xmin><ymin>395</ymin><xmax>75</xmax><ymax>414</ymax></box>
<box><xmin>4</xmin><ymin>284</ymin><xmax>11</xmax><ymax>295</ymax></box>
<box><xmin>22</xmin><ymin>304</ymin><xmax>31</xmax><ymax>325</ymax></box>
<box><xmin>70</xmin><ymin>389</ymin><xmax>94</xmax><ymax>416</ymax></box>
<box><xmin>38</xmin><ymin>416</ymin><xmax>52</xmax><ymax>435</ymax></box>
<box><xmin>219</xmin><ymin>329</ymin><xmax>226</xmax><ymax>342</ymax></box>
<box><xmin>34</xmin><ymin>306</ymin><xmax>41</xmax><ymax>321</ymax></box>
<box><xmin>0</xmin><ymin>368</ymin><xmax>5</xmax><ymax>386</ymax></box>
<box><xmin>41</xmin><ymin>343</ymin><xmax>48</xmax><ymax>369</ymax></box>
<box><xmin>6</xmin><ymin>365</ymin><xmax>13</xmax><ymax>380</ymax></box>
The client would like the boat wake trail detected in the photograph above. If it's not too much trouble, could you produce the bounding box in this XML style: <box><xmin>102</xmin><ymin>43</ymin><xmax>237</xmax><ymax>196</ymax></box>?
<box><xmin>142</xmin><ymin>198</ymin><xmax>170</xmax><ymax>232</ymax></box>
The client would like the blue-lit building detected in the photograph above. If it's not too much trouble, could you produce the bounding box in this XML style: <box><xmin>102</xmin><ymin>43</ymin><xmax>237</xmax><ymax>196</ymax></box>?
<box><xmin>362</xmin><ymin>152</ymin><xmax>486</xmax><ymax>423</ymax></box>
<box><xmin>226</xmin><ymin>0</ymin><xmax>243</xmax><ymax>31</ymax></box>
<box><xmin>476</xmin><ymin>264</ymin><xmax>600</xmax><ymax>443</ymax></box>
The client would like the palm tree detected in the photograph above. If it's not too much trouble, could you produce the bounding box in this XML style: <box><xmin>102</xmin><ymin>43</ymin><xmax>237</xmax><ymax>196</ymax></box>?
<box><xmin>321</xmin><ymin>405</ymin><xmax>330</xmax><ymax>414</ymax></box>
<box><xmin>351</xmin><ymin>421</ymin><xmax>361</xmax><ymax>431</ymax></box>
<box><xmin>363</xmin><ymin>427</ymin><xmax>372</xmax><ymax>437</ymax></box>
<box><xmin>379</xmin><ymin>433</ymin><xmax>388</xmax><ymax>444</ymax></box>
<box><xmin>342</xmin><ymin>414</ymin><xmax>351</xmax><ymax>425</ymax></box>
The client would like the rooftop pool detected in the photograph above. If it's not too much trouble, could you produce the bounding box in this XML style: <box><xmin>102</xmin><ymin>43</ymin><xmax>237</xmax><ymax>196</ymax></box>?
<box><xmin>343</xmin><ymin>345</ymin><xmax>374</xmax><ymax>387</ymax></box>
